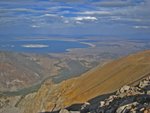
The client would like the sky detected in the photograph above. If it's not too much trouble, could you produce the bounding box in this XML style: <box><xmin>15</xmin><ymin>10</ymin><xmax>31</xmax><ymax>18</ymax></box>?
<box><xmin>0</xmin><ymin>0</ymin><xmax>150</xmax><ymax>40</ymax></box>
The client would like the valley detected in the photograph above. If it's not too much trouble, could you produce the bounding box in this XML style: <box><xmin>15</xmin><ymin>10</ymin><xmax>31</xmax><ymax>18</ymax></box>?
<box><xmin>0</xmin><ymin>0</ymin><xmax>150</xmax><ymax>112</ymax></box>
<box><xmin>0</xmin><ymin>48</ymin><xmax>150</xmax><ymax>113</ymax></box>
<box><xmin>0</xmin><ymin>38</ymin><xmax>149</xmax><ymax>93</ymax></box>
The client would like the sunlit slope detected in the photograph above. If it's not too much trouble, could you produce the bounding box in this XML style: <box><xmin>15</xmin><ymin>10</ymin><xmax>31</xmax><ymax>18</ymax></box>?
<box><xmin>62</xmin><ymin>50</ymin><xmax>150</xmax><ymax>105</ymax></box>
<box><xmin>22</xmin><ymin>50</ymin><xmax>150</xmax><ymax>113</ymax></box>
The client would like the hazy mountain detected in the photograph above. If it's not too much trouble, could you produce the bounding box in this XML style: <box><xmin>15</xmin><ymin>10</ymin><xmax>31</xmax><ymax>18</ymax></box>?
<box><xmin>0</xmin><ymin>51</ymin><xmax>49</xmax><ymax>92</ymax></box>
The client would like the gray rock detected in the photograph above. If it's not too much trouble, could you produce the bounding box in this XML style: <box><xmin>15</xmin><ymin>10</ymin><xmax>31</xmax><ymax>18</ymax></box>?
<box><xmin>116</xmin><ymin>85</ymin><xmax>131</xmax><ymax>96</ymax></box>
<box><xmin>59</xmin><ymin>109</ymin><xmax>70</xmax><ymax>113</ymax></box>
<box><xmin>78</xmin><ymin>76</ymin><xmax>150</xmax><ymax>113</ymax></box>
<box><xmin>99</xmin><ymin>101</ymin><xmax>105</xmax><ymax>107</ymax></box>
<box><xmin>120</xmin><ymin>85</ymin><xmax>130</xmax><ymax>93</ymax></box>
<box><xmin>146</xmin><ymin>90</ymin><xmax>150</xmax><ymax>95</ymax></box>
<box><xmin>139</xmin><ymin>80</ymin><xmax>150</xmax><ymax>88</ymax></box>
<box><xmin>116</xmin><ymin>102</ymin><xmax>138</xmax><ymax>113</ymax></box>
<box><xmin>81</xmin><ymin>102</ymin><xmax>90</xmax><ymax>113</ymax></box>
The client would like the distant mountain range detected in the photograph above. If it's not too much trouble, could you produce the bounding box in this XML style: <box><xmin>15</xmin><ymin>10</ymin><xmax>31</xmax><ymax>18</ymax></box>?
<box><xmin>0</xmin><ymin>51</ymin><xmax>50</xmax><ymax>92</ymax></box>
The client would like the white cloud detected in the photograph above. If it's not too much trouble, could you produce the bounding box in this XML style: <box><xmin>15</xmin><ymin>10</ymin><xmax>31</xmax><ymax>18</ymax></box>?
<box><xmin>133</xmin><ymin>26</ymin><xmax>150</xmax><ymax>29</ymax></box>
<box><xmin>110</xmin><ymin>16</ymin><xmax>143</xmax><ymax>22</ymax></box>
<box><xmin>64</xmin><ymin>20</ymin><xmax>69</xmax><ymax>24</ymax></box>
<box><xmin>78</xmin><ymin>11</ymin><xmax>111</xmax><ymax>15</ymax></box>
<box><xmin>48</xmin><ymin>6</ymin><xmax>73</xmax><ymax>10</ymax></box>
<box><xmin>0</xmin><ymin>8</ymin><xmax>43</xmax><ymax>13</ymax></box>
<box><xmin>31</xmin><ymin>25</ymin><xmax>40</xmax><ymax>28</ymax></box>
<box><xmin>41</xmin><ymin>14</ymin><xmax>57</xmax><ymax>17</ymax></box>
<box><xmin>22</xmin><ymin>44</ymin><xmax>49</xmax><ymax>48</ymax></box>
<box><xmin>75</xmin><ymin>21</ymin><xmax>83</xmax><ymax>24</ymax></box>
<box><xmin>74</xmin><ymin>16</ymin><xmax>97</xmax><ymax>21</ymax></box>
<box><xmin>93</xmin><ymin>0</ymin><xmax>132</xmax><ymax>7</ymax></box>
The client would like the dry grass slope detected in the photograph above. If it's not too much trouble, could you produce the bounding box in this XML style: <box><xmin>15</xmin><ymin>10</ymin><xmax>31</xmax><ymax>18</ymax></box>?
<box><xmin>22</xmin><ymin>50</ymin><xmax>150</xmax><ymax>113</ymax></box>
<box><xmin>61</xmin><ymin>50</ymin><xmax>150</xmax><ymax>105</ymax></box>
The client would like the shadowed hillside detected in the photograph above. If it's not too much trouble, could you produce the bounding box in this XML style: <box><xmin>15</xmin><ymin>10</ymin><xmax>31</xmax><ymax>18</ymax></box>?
<box><xmin>0</xmin><ymin>51</ymin><xmax>49</xmax><ymax>92</ymax></box>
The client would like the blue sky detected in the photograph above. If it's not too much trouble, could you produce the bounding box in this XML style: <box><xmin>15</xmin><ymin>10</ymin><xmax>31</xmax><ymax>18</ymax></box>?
<box><xmin>0</xmin><ymin>0</ymin><xmax>150</xmax><ymax>40</ymax></box>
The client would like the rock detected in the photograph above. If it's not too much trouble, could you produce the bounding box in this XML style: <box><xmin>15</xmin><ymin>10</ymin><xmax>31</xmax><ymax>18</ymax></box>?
<box><xmin>77</xmin><ymin>76</ymin><xmax>150</xmax><ymax>113</ymax></box>
<box><xmin>117</xmin><ymin>85</ymin><xmax>144</xmax><ymax>97</ymax></box>
<box><xmin>147</xmin><ymin>90</ymin><xmax>150</xmax><ymax>95</ymax></box>
<box><xmin>140</xmin><ymin>108</ymin><xmax>145</xmax><ymax>112</ymax></box>
<box><xmin>144</xmin><ymin>109</ymin><xmax>150</xmax><ymax>113</ymax></box>
<box><xmin>120</xmin><ymin>85</ymin><xmax>130</xmax><ymax>93</ymax></box>
<box><xmin>116</xmin><ymin>102</ymin><xmax>138</xmax><ymax>113</ymax></box>
<box><xmin>139</xmin><ymin>80</ymin><xmax>149</xmax><ymax>88</ymax></box>
<box><xmin>81</xmin><ymin>102</ymin><xmax>90</xmax><ymax>110</ymax></box>
<box><xmin>117</xmin><ymin>85</ymin><xmax>131</xmax><ymax>97</ymax></box>
<box><xmin>59</xmin><ymin>109</ymin><xmax>80</xmax><ymax>113</ymax></box>
<box><xmin>59</xmin><ymin>109</ymin><xmax>70</xmax><ymax>113</ymax></box>
<box><xmin>100</xmin><ymin>101</ymin><xmax>105</xmax><ymax>107</ymax></box>
<box><xmin>97</xmin><ymin>109</ymin><xmax>105</xmax><ymax>113</ymax></box>
<box><xmin>80</xmin><ymin>102</ymin><xmax>90</xmax><ymax>113</ymax></box>
<box><xmin>107</xmin><ymin>95</ymin><xmax>118</xmax><ymax>102</ymax></box>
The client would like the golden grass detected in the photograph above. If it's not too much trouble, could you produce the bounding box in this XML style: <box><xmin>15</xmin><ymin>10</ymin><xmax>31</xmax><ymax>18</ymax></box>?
<box><xmin>60</xmin><ymin>50</ymin><xmax>150</xmax><ymax>106</ymax></box>
<box><xmin>23</xmin><ymin>50</ymin><xmax>150</xmax><ymax>112</ymax></box>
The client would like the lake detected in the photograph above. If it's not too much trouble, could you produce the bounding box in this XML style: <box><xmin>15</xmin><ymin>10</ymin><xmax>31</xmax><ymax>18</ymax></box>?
<box><xmin>0</xmin><ymin>40</ymin><xmax>90</xmax><ymax>53</ymax></box>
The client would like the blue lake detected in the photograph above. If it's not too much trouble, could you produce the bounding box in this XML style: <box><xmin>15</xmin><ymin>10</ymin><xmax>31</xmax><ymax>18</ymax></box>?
<box><xmin>0</xmin><ymin>40</ymin><xmax>89</xmax><ymax>53</ymax></box>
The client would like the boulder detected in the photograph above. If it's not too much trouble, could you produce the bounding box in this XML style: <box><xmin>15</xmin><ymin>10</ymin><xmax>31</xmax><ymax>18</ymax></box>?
<box><xmin>139</xmin><ymin>78</ymin><xmax>150</xmax><ymax>89</ymax></box>
<box><xmin>59</xmin><ymin>109</ymin><xmax>70</xmax><ymax>113</ymax></box>
<box><xmin>80</xmin><ymin>102</ymin><xmax>90</xmax><ymax>113</ymax></box>
<box><xmin>117</xmin><ymin>85</ymin><xmax>131</xmax><ymax>96</ymax></box>
<box><xmin>116</xmin><ymin>102</ymin><xmax>138</xmax><ymax>113</ymax></box>
<box><xmin>99</xmin><ymin>101</ymin><xmax>105</xmax><ymax>107</ymax></box>
<box><xmin>144</xmin><ymin>109</ymin><xmax>150</xmax><ymax>113</ymax></box>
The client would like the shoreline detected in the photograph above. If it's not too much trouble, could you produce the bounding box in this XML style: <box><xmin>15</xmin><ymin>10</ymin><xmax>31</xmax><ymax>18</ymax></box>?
<box><xmin>80</xmin><ymin>42</ymin><xmax>96</xmax><ymax>48</ymax></box>
<box><xmin>66</xmin><ymin>41</ymin><xmax>96</xmax><ymax>52</ymax></box>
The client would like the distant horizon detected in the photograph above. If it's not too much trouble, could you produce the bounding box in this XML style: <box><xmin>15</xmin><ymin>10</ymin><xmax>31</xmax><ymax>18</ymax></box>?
<box><xmin>0</xmin><ymin>0</ymin><xmax>150</xmax><ymax>41</ymax></box>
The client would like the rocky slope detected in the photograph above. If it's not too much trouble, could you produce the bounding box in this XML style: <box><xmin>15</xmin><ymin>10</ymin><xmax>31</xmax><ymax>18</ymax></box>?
<box><xmin>58</xmin><ymin>75</ymin><xmax>150</xmax><ymax>113</ymax></box>
<box><xmin>19</xmin><ymin>50</ymin><xmax>150</xmax><ymax>113</ymax></box>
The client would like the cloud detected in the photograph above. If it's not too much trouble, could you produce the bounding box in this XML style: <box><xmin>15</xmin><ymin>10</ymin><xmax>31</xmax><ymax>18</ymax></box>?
<box><xmin>133</xmin><ymin>26</ymin><xmax>150</xmax><ymax>29</ymax></box>
<box><xmin>40</xmin><ymin>13</ymin><xmax>58</xmax><ymax>17</ymax></box>
<box><xmin>74</xmin><ymin>16</ymin><xmax>97</xmax><ymax>21</ymax></box>
<box><xmin>132</xmin><ymin>0</ymin><xmax>150</xmax><ymax>16</ymax></box>
<box><xmin>110</xmin><ymin>16</ymin><xmax>143</xmax><ymax>22</ymax></box>
<box><xmin>78</xmin><ymin>11</ymin><xmax>111</xmax><ymax>15</ymax></box>
<box><xmin>92</xmin><ymin>0</ymin><xmax>135</xmax><ymax>7</ymax></box>
<box><xmin>0</xmin><ymin>0</ymin><xmax>150</xmax><ymax>39</ymax></box>
<box><xmin>22</xmin><ymin>44</ymin><xmax>49</xmax><ymax>48</ymax></box>
<box><xmin>31</xmin><ymin>25</ymin><xmax>40</xmax><ymax>28</ymax></box>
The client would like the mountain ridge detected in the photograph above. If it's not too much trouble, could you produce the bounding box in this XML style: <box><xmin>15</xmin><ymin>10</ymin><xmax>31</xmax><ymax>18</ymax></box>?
<box><xmin>19</xmin><ymin>50</ymin><xmax>150</xmax><ymax>113</ymax></box>
<box><xmin>0</xmin><ymin>51</ymin><xmax>49</xmax><ymax>92</ymax></box>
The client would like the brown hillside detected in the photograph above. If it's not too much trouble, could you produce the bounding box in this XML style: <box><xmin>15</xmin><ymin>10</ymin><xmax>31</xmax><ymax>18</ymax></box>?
<box><xmin>22</xmin><ymin>50</ymin><xmax>150</xmax><ymax>113</ymax></box>
<box><xmin>0</xmin><ymin>51</ymin><xmax>49</xmax><ymax>92</ymax></box>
